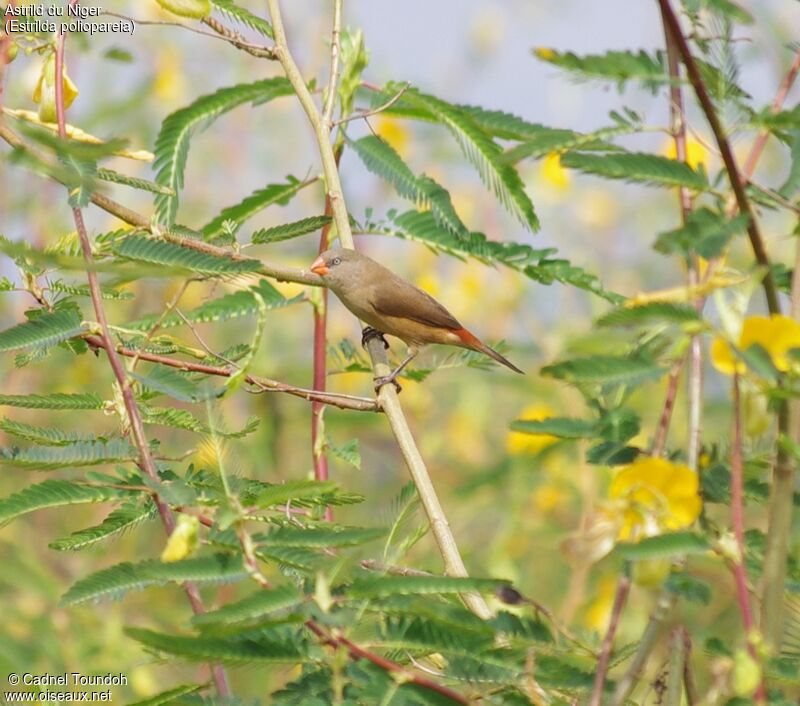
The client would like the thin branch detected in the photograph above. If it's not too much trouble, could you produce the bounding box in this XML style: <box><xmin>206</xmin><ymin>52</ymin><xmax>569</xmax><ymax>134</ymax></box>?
<box><xmin>589</xmin><ymin>575</ymin><xmax>631</xmax><ymax>706</ymax></box>
<box><xmin>266</xmin><ymin>0</ymin><xmax>492</xmax><ymax>620</ymax></box>
<box><xmin>742</xmin><ymin>49</ymin><xmax>800</xmax><ymax>181</ymax></box>
<box><xmin>682</xmin><ymin>629</ymin><xmax>699</xmax><ymax>706</ymax></box>
<box><xmin>83</xmin><ymin>334</ymin><xmax>380</xmax><ymax>412</ymax></box>
<box><xmin>651</xmin><ymin>361</ymin><xmax>684</xmax><ymax>456</ymax></box>
<box><xmin>611</xmin><ymin>590</ymin><xmax>675</xmax><ymax>705</ymax></box>
<box><xmin>53</xmin><ymin>13</ymin><xmax>230</xmax><ymax>696</ymax></box>
<box><xmin>332</xmin><ymin>82</ymin><xmax>411</xmax><ymax>126</ymax></box>
<box><xmin>102</xmin><ymin>11</ymin><xmax>277</xmax><ymax>59</ymax></box>
<box><xmin>656</xmin><ymin>0</ymin><xmax>780</xmax><ymax>316</ymax></box>
<box><xmin>665</xmin><ymin>627</ymin><xmax>687</xmax><ymax>706</ymax></box>
<box><xmin>321</xmin><ymin>0</ymin><xmax>342</xmax><ymax>127</ymax></box>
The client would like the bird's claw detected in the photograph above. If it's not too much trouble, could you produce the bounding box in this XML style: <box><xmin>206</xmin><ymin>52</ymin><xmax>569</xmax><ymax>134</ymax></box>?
<box><xmin>373</xmin><ymin>374</ymin><xmax>402</xmax><ymax>394</ymax></box>
<box><xmin>362</xmin><ymin>326</ymin><xmax>389</xmax><ymax>350</ymax></box>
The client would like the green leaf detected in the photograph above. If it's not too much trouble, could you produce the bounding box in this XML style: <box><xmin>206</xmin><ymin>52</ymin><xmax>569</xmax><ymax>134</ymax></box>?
<box><xmin>48</xmin><ymin>280</ymin><xmax>134</xmax><ymax>300</ymax></box>
<box><xmin>509</xmin><ymin>417</ymin><xmax>596</xmax><ymax>439</ymax></box>
<box><xmin>398</xmin><ymin>89</ymin><xmax>539</xmax><ymax>232</ymax></box>
<box><xmin>113</xmin><ymin>235</ymin><xmax>262</xmax><ymax>275</ymax></box>
<box><xmin>666</xmin><ymin>571</ymin><xmax>712</xmax><ymax>605</ymax></box>
<box><xmin>615</xmin><ymin>532</ymin><xmax>710</xmax><ymax>560</ymax></box>
<box><xmin>560</xmin><ymin>151</ymin><xmax>709</xmax><ymax>189</ymax></box>
<box><xmin>124</xmin><ymin>684</ymin><xmax>203</xmax><ymax>706</ymax></box>
<box><xmin>596</xmin><ymin>302</ymin><xmax>702</xmax><ymax>327</ymax></box>
<box><xmin>252</xmin><ymin>480</ymin><xmax>342</xmax><ymax>509</ymax></box>
<box><xmin>0</xmin><ymin>438</ymin><xmax>139</xmax><ymax>470</ymax></box>
<box><xmin>654</xmin><ymin>208</ymin><xmax>749</xmax><ymax>259</ymax></box>
<box><xmin>60</xmin><ymin>554</ymin><xmax>247</xmax><ymax>605</ymax></box>
<box><xmin>0</xmin><ymin>479</ymin><xmax>123</xmax><ymax>525</ymax></box>
<box><xmin>348</xmin><ymin>575</ymin><xmax>508</xmax><ymax>598</ymax></box>
<box><xmin>128</xmin><ymin>279</ymin><xmax>298</xmax><ymax>331</ymax></box>
<box><xmin>153</xmin><ymin>78</ymin><xmax>292</xmax><ymax>225</ymax></box>
<box><xmin>0</xmin><ymin>418</ymin><xmax>105</xmax><ymax>446</ymax></box>
<box><xmin>251</xmin><ymin>215</ymin><xmax>332</xmax><ymax>244</ymax></box>
<box><xmin>692</xmin><ymin>0</ymin><xmax>754</xmax><ymax>24</ymax></box>
<box><xmin>0</xmin><ymin>392</ymin><xmax>105</xmax><ymax>410</ymax></box>
<box><xmin>0</xmin><ymin>309</ymin><xmax>83</xmax><ymax>352</ymax></box>
<box><xmin>259</xmin><ymin>526</ymin><xmax>385</xmax><ymax>549</ymax></box>
<box><xmin>141</xmin><ymin>406</ymin><xmax>259</xmax><ymax>438</ymax></box>
<box><xmin>534</xmin><ymin>48</ymin><xmax>666</xmax><ymax>91</ymax></box>
<box><xmin>96</xmin><ymin>168</ymin><xmax>175</xmax><ymax>195</ymax></box>
<box><xmin>778</xmin><ymin>132</ymin><xmax>800</xmax><ymax>199</ymax></box>
<box><xmin>192</xmin><ymin>584</ymin><xmax>304</xmax><ymax>629</ymax></box>
<box><xmin>131</xmin><ymin>367</ymin><xmax>201</xmax><ymax>403</ymax></box>
<box><xmin>49</xmin><ymin>500</ymin><xmax>157</xmax><ymax>551</ymax></box>
<box><xmin>209</xmin><ymin>0</ymin><xmax>273</xmax><ymax>38</ymax></box>
<box><xmin>504</xmin><ymin>123</ymin><xmax>632</xmax><ymax>163</ymax></box>
<box><xmin>542</xmin><ymin>353</ymin><xmax>666</xmax><ymax>386</ymax></box>
<box><xmin>124</xmin><ymin>627</ymin><xmax>304</xmax><ymax>663</ymax></box>
<box><xmin>201</xmin><ymin>178</ymin><xmax>310</xmax><ymax>240</ymax></box>
<box><xmin>350</xmin><ymin>135</ymin><xmax>469</xmax><ymax>239</ymax></box>
<box><xmin>156</xmin><ymin>0</ymin><xmax>210</xmax><ymax>19</ymax></box>
<box><xmin>327</xmin><ymin>438</ymin><xmax>361</xmax><ymax>469</ymax></box>
<box><xmin>391</xmin><ymin>210</ymin><xmax>620</xmax><ymax>302</ymax></box>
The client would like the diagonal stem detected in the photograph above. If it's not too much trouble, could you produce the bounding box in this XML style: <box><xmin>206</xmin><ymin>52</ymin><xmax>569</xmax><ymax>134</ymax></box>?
<box><xmin>53</xmin><ymin>15</ymin><xmax>230</xmax><ymax>696</ymax></box>
<box><xmin>265</xmin><ymin>0</ymin><xmax>491</xmax><ymax>620</ymax></box>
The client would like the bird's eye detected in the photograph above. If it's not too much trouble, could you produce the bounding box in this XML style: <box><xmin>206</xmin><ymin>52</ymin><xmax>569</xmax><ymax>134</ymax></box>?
<box><xmin>331</xmin><ymin>257</ymin><xmax>342</xmax><ymax>266</ymax></box>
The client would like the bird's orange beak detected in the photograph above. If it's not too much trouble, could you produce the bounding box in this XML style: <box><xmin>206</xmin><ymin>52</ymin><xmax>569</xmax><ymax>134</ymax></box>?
<box><xmin>310</xmin><ymin>256</ymin><xmax>329</xmax><ymax>276</ymax></box>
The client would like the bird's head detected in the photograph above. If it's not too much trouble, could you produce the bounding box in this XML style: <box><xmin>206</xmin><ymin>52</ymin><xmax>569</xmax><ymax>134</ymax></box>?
<box><xmin>309</xmin><ymin>248</ymin><xmax>362</xmax><ymax>288</ymax></box>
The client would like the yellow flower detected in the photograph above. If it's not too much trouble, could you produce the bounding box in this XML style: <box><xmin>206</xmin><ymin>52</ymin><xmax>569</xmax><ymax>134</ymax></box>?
<box><xmin>664</xmin><ymin>136</ymin><xmax>709</xmax><ymax>171</ymax></box>
<box><xmin>540</xmin><ymin>152</ymin><xmax>570</xmax><ymax>190</ymax></box>
<box><xmin>375</xmin><ymin>116</ymin><xmax>410</xmax><ymax>157</ymax></box>
<box><xmin>533</xmin><ymin>483</ymin><xmax>568</xmax><ymax>512</ymax></box>
<box><xmin>33</xmin><ymin>53</ymin><xmax>78</xmax><ymax>123</ymax></box>
<box><xmin>153</xmin><ymin>47</ymin><xmax>188</xmax><ymax>104</ymax></box>
<box><xmin>507</xmin><ymin>404</ymin><xmax>559</xmax><ymax>455</ymax></box>
<box><xmin>533</xmin><ymin>47</ymin><xmax>556</xmax><ymax>62</ymax></box>
<box><xmin>609</xmin><ymin>457</ymin><xmax>701</xmax><ymax>541</ymax></box>
<box><xmin>583</xmin><ymin>574</ymin><xmax>618</xmax><ymax>632</ymax></box>
<box><xmin>711</xmin><ymin>314</ymin><xmax>800</xmax><ymax>375</ymax></box>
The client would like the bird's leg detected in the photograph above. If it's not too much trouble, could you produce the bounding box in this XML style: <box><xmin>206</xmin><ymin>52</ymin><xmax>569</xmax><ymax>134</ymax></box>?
<box><xmin>373</xmin><ymin>347</ymin><xmax>418</xmax><ymax>394</ymax></box>
<box><xmin>361</xmin><ymin>326</ymin><xmax>389</xmax><ymax>350</ymax></box>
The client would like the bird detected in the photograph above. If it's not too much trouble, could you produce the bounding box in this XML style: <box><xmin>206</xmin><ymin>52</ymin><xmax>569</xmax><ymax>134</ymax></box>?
<box><xmin>309</xmin><ymin>248</ymin><xmax>523</xmax><ymax>391</ymax></box>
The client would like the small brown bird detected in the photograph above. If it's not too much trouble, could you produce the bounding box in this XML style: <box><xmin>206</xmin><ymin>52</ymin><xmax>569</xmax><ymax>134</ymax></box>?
<box><xmin>310</xmin><ymin>248</ymin><xmax>523</xmax><ymax>390</ymax></box>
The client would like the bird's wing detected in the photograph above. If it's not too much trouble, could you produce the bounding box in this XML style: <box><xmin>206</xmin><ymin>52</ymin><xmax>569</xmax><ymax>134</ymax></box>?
<box><xmin>369</xmin><ymin>276</ymin><xmax>462</xmax><ymax>330</ymax></box>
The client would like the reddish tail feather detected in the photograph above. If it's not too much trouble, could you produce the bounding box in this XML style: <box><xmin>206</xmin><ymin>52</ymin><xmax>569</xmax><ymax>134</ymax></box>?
<box><xmin>454</xmin><ymin>328</ymin><xmax>524</xmax><ymax>374</ymax></box>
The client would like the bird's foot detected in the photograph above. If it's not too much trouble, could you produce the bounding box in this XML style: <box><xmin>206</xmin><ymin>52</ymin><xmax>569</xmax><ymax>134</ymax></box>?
<box><xmin>373</xmin><ymin>373</ymin><xmax>402</xmax><ymax>394</ymax></box>
<box><xmin>361</xmin><ymin>326</ymin><xmax>389</xmax><ymax>350</ymax></box>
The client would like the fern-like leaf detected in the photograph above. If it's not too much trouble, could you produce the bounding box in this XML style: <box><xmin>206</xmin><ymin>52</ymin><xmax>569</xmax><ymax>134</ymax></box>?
<box><xmin>0</xmin><ymin>479</ymin><xmax>124</xmax><ymax>525</ymax></box>
<box><xmin>192</xmin><ymin>584</ymin><xmax>303</xmax><ymax>629</ymax></box>
<box><xmin>0</xmin><ymin>309</ymin><xmax>83</xmax><ymax>352</ymax></box>
<box><xmin>124</xmin><ymin>684</ymin><xmax>203</xmax><ymax>706</ymax></box>
<box><xmin>0</xmin><ymin>392</ymin><xmax>105</xmax><ymax>410</ymax></box>
<box><xmin>391</xmin><ymin>210</ymin><xmax>621</xmax><ymax>302</ymax></box>
<box><xmin>60</xmin><ymin>554</ymin><xmax>247</xmax><ymax>605</ymax></box>
<box><xmin>141</xmin><ymin>406</ymin><xmax>259</xmax><ymax>438</ymax></box>
<box><xmin>348</xmin><ymin>575</ymin><xmax>508</xmax><ymax>598</ymax></box>
<box><xmin>400</xmin><ymin>89</ymin><xmax>539</xmax><ymax>232</ymax></box>
<box><xmin>49</xmin><ymin>500</ymin><xmax>157</xmax><ymax>551</ymax></box>
<box><xmin>113</xmin><ymin>235</ymin><xmax>261</xmax><ymax>275</ymax></box>
<box><xmin>0</xmin><ymin>439</ymin><xmax>138</xmax><ymax>470</ymax></box>
<box><xmin>96</xmin><ymin>168</ymin><xmax>175</xmax><ymax>195</ymax></box>
<box><xmin>0</xmin><ymin>418</ymin><xmax>107</xmax><ymax>446</ymax></box>
<box><xmin>534</xmin><ymin>48</ymin><xmax>667</xmax><ymax>92</ymax></box>
<box><xmin>128</xmin><ymin>279</ymin><xmax>298</xmax><ymax>331</ymax></box>
<box><xmin>251</xmin><ymin>215</ymin><xmax>332</xmax><ymax>244</ymax></box>
<box><xmin>125</xmin><ymin>627</ymin><xmax>305</xmax><ymax>663</ymax></box>
<box><xmin>210</xmin><ymin>0</ymin><xmax>273</xmax><ymax>38</ymax></box>
<box><xmin>258</xmin><ymin>526</ymin><xmax>385</xmax><ymax>549</ymax></box>
<box><xmin>350</xmin><ymin>135</ymin><xmax>469</xmax><ymax>239</ymax></box>
<box><xmin>153</xmin><ymin>78</ymin><xmax>292</xmax><ymax>225</ymax></box>
<box><xmin>560</xmin><ymin>151</ymin><xmax>709</xmax><ymax>189</ymax></box>
<box><xmin>201</xmin><ymin>178</ymin><xmax>310</xmax><ymax>240</ymax></box>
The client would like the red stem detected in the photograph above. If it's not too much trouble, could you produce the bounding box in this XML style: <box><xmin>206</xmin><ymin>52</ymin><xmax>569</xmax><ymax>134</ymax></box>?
<box><xmin>731</xmin><ymin>374</ymin><xmax>765</xmax><ymax>703</ymax></box>
<box><xmin>589</xmin><ymin>575</ymin><xmax>631</xmax><ymax>706</ymax></box>
<box><xmin>656</xmin><ymin>0</ymin><xmax>779</xmax><ymax>316</ymax></box>
<box><xmin>304</xmin><ymin>620</ymin><xmax>469</xmax><ymax>704</ymax></box>
<box><xmin>53</xmin><ymin>20</ymin><xmax>230</xmax><ymax>697</ymax></box>
<box><xmin>742</xmin><ymin>50</ymin><xmax>800</xmax><ymax>182</ymax></box>
<box><xmin>312</xmin><ymin>149</ymin><xmax>343</xmax><ymax>522</ymax></box>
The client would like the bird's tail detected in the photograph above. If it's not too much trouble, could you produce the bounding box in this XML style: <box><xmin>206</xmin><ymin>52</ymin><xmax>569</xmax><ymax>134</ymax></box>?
<box><xmin>454</xmin><ymin>328</ymin><xmax>524</xmax><ymax>374</ymax></box>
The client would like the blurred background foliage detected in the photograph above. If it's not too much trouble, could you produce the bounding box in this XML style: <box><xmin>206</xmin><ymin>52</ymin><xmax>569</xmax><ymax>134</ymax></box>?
<box><xmin>1</xmin><ymin>0</ymin><xmax>799</xmax><ymax>703</ymax></box>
